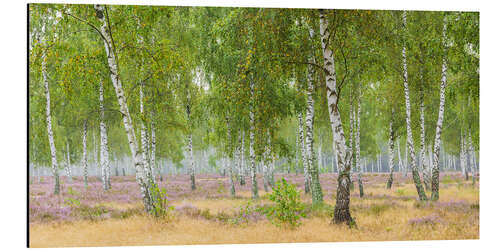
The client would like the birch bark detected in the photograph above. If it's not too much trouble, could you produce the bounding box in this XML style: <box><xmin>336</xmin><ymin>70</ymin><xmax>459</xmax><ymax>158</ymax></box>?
<box><xmin>226</xmin><ymin>118</ymin><xmax>236</xmax><ymax>197</ymax></box>
<box><xmin>401</xmin><ymin>11</ymin><xmax>427</xmax><ymax>200</ymax></box>
<box><xmin>93</xmin><ymin>5</ymin><xmax>153</xmax><ymax>213</ymax></box>
<box><xmin>239</xmin><ymin>129</ymin><xmax>246</xmax><ymax>185</ymax></box>
<box><xmin>41</xmin><ymin>21</ymin><xmax>60</xmax><ymax>195</ymax></box>
<box><xmin>431</xmin><ymin>18</ymin><xmax>448</xmax><ymax>200</ymax></box>
<box><xmin>249</xmin><ymin>80</ymin><xmax>258</xmax><ymax>199</ymax></box>
<box><xmin>298</xmin><ymin>112</ymin><xmax>310</xmax><ymax>193</ymax></box>
<box><xmin>319</xmin><ymin>9</ymin><xmax>353</xmax><ymax>224</ymax></box>
<box><xmin>386</xmin><ymin>119</ymin><xmax>395</xmax><ymax>189</ymax></box>
<box><xmin>468</xmin><ymin>130</ymin><xmax>476</xmax><ymax>186</ymax></box>
<box><xmin>65</xmin><ymin>141</ymin><xmax>72</xmax><ymax>183</ymax></box>
<box><xmin>99</xmin><ymin>80</ymin><xmax>110</xmax><ymax>190</ymax></box>
<box><xmin>305</xmin><ymin>45</ymin><xmax>323</xmax><ymax>204</ymax></box>
<box><xmin>356</xmin><ymin>95</ymin><xmax>364</xmax><ymax>197</ymax></box>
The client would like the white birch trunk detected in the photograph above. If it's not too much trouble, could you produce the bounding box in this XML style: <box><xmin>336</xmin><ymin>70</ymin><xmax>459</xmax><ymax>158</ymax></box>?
<box><xmin>431</xmin><ymin>18</ymin><xmax>448</xmax><ymax>200</ymax></box>
<box><xmin>65</xmin><ymin>141</ymin><xmax>72</xmax><ymax>183</ymax></box>
<box><xmin>94</xmin><ymin>5</ymin><xmax>153</xmax><ymax>213</ymax></box>
<box><xmin>249</xmin><ymin>80</ymin><xmax>258</xmax><ymax>199</ymax></box>
<box><xmin>401</xmin><ymin>11</ymin><xmax>427</xmax><ymax>200</ymax></box>
<box><xmin>239</xmin><ymin>129</ymin><xmax>246</xmax><ymax>185</ymax></box>
<box><xmin>99</xmin><ymin>80</ymin><xmax>110</xmax><ymax>190</ymax></box>
<box><xmin>397</xmin><ymin>139</ymin><xmax>403</xmax><ymax>175</ymax></box>
<box><xmin>226</xmin><ymin>118</ymin><xmax>236</xmax><ymax>197</ymax></box>
<box><xmin>305</xmin><ymin>47</ymin><xmax>323</xmax><ymax>203</ymax></box>
<box><xmin>387</xmin><ymin>119</ymin><xmax>395</xmax><ymax>188</ymax></box>
<box><xmin>355</xmin><ymin>94</ymin><xmax>364</xmax><ymax>197</ymax></box>
<box><xmin>41</xmin><ymin>21</ymin><xmax>60</xmax><ymax>194</ymax></box>
<box><xmin>82</xmin><ymin>121</ymin><xmax>88</xmax><ymax>188</ymax></box>
<box><xmin>298</xmin><ymin>112</ymin><xmax>310</xmax><ymax>193</ymax></box>
<box><xmin>468</xmin><ymin>130</ymin><xmax>476</xmax><ymax>186</ymax></box>
<box><xmin>319</xmin><ymin>9</ymin><xmax>353</xmax><ymax>224</ymax></box>
<box><xmin>151</xmin><ymin>118</ymin><xmax>158</xmax><ymax>181</ymax></box>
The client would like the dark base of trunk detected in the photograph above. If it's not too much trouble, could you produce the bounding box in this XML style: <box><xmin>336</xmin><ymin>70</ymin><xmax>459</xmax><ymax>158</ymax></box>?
<box><xmin>190</xmin><ymin>175</ymin><xmax>196</xmax><ymax>190</ymax></box>
<box><xmin>252</xmin><ymin>183</ymin><xmax>259</xmax><ymax>199</ymax></box>
<box><xmin>386</xmin><ymin>173</ymin><xmax>393</xmax><ymax>189</ymax></box>
<box><xmin>54</xmin><ymin>174</ymin><xmax>60</xmax><ymax>195</ymax></box>
<box><xmin>411</xmin><ymin>168</ymin><xmax>428</xmax><ymax>201</ymax></box>
<box><xmin>465</xmin><ymin>171</ymin><xmax>469</xmax><ymax>181</ymax></box>
<box><xmin>333</xmin><ymin>206</ymin><xmax>355</xmax><ymax>226</ymax></box>
<box><xmin>333</xmin><ymin>174</ymin><xmax>355</xmax><ymax>226</ymax></box>
<box><xmin>358</xmin><ymin>179</ymin><xmax>364</xmax><ymax>198</ymax></box>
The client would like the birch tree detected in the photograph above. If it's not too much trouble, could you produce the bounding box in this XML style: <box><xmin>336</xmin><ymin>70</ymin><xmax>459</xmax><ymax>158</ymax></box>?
<box><xmin>430</xmin><ymin>16</ymin><xmax>449</xmax><ymax>200</ymax></box>
<box><xmin>401</xmin><ymin>11</ymin><xmax>427</xmax><ymax>201</ymax></box>
<box><xmin>319</xmin><ymin>9</ymin><xmax>354</xmax><ymax>225</ymax></box>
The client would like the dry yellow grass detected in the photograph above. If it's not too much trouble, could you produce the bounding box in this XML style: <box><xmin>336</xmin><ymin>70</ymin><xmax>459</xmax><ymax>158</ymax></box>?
<box><xmin>29</xmin><ymin>179</ymin><xmax>479</xmax><ymax>247</ymax></box>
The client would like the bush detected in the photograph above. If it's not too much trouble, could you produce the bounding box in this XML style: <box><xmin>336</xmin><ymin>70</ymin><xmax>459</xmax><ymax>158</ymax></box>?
<box><xmin>149</xmin><ymin>180</ymin><xmax>175</xmax><ymax>219</ymax></box>
<box><xmin>264</xmin><ymin>178</ymin><xmax>306</xmax><ymax>228</ymax></box>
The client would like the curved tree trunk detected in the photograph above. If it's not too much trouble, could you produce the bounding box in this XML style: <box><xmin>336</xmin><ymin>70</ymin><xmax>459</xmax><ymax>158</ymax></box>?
<box><xmin>41</xmin><ymin>23</ymin><xmax>60</xmax><ymax>195</ymax></box>
<box><xmin>319</xmin><ymin>9</ymin><xmax>354</xmax><ymax>225</ymax></box>
<box><xmin>431</xmin><ymin>18</ymin><xmax>448</xmax><ymax>201</ymax></box>
<box><xmin>401</xmin><ymin>11</ymin><xmax>427</xmax><ymax>201</ymax></box>
<box><xmin>94</xmin><ymin>5</ymin><xmax>153</xmax><ymax>213</ymax></box>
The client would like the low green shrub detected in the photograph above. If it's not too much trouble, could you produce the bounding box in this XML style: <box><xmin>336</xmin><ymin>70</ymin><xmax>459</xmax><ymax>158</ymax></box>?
<box><xmin>149</xmin><ymin>180</ymin><xmax>175</xmax><ymax>219</ymax></box>
<box><xmin>264</xmin><ymin>178</ymin><xmax>306</xmax><ymax>228</ymax></box>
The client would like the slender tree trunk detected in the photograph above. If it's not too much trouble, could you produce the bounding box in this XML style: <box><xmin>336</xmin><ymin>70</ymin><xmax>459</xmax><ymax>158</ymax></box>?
<box><xmin>349</xmin><ymin>96</ymin><xmax>355</xmax><ymax>189</ymax></box>
<box><xmin>431</xmin><ymin>19</ymin><xmax>448</xmax><ymax>201</ymax></box>
<box><xmin>305</xmin><ymin>47</ymin><xmax>323</xmax><ymax>204</ymax></box>
<box><xmin>387</xmin><ymin>118</ymin><xmax>395</xmax><ymax>189</ymax></box>
<box><xmin>401</xmin><ymin>11</ymin><xmax>427</xmax><ymax>201</ymax></box>
<box><xmin>332</xmin><ymin>140</ymin><xmax>338</xmax><ymax>173</ymax></box>
<box><xmin>226</xmin><ymin>118</ymin><xmax>236</xmax><ymax>197</ymax></box>
<box><xmin>151</xmin><ymin>118</ymin><xmax>158</xmax><ymax>182</ymax></box>
<box><xmin>298</xmin><ymin>112</ymin><xmax>310</xmax><ymax>193</ymax></box>
<box><xmin>82</xmin><ymin>121</ymin><xmax>88</xmax><ymax>188</ymax></box>
<box><xmin>355</xmin><ymin>94</ymin><xmax>364</xmax><ymax>197</ymax></box>
<box><xmin>397</xmin><ymin>140</ymin><xmax>403</xmax><ymax>175</ymax></box>
<box><xmin>460</xmin><ymin>132</ymin><xmax>467</xmax><ymax>179</ymax></box>
<box><xmin>468</xmin><ymin>130</ymin><xmax>476</xmax><ymax>186</ymax></box>
<box><xmin>41</xmin><ymin>23</ymin><xmax>60</xmax><ymax>195</ymax></box>
<box><xmin>99</xmin><ymin>80</ymin><xmax>111</xmax><ymax>190</ymax></box>
<box><xmin>295</xmin><ymin>126</ymin><xmax>300</xmax><ymax>175</ymax></box>
<box><xmin>249</xmin><ymin>80</ymin><xmax>258</xmax><ymax>199</ymax></box>
<box><xmin>319</xmin><ymin>9</ymin><xmax>354</xmax><ymax>225</ymax></box>
<box><xmin>239</xmin><ymin>129</ymin><xmax>246</xmax><ymax>185</ymax></box>
<box><xmin>140</xmin><ymin>83</ymin><xmax>155</xmax><ymax>187</ymax></box>
<box><xmin>94</xmin><ymin>5</ymin><xmax>154</xmax><ymax>213</ymax></box>
<box><xmin>65</xmin><ymin>141</ymin><xmax>72</xmax><ymax>183</ymax></box>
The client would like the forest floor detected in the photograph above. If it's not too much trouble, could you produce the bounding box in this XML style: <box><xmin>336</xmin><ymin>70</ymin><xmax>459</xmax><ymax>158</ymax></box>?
<box><xmin>29</xmin><ymin>172</ymin><xmax>479</xmax><ymax>247</ymax></box>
